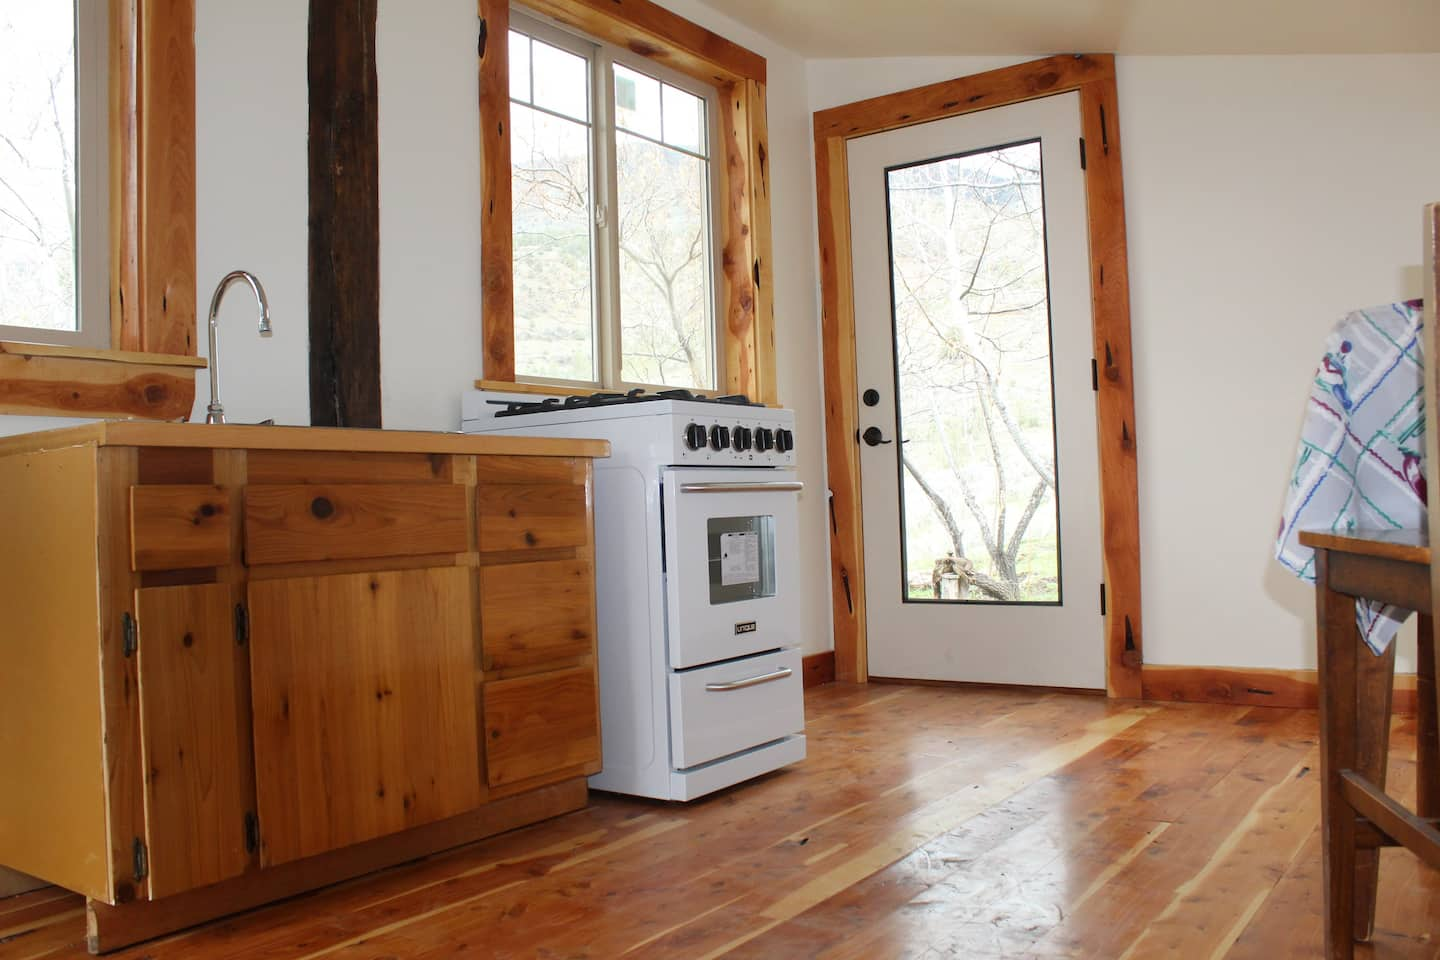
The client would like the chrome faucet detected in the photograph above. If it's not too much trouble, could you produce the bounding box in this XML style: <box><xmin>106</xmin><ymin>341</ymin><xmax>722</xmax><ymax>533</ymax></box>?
<box><xmin>205</xmin><ymin>270</ymin><xmax>272</xmax><ymax>424</ymax></box>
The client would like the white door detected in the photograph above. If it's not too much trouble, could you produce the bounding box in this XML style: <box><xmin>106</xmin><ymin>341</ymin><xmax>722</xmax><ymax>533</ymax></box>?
<box><xmin>846</xmin><ymin>92</ymin><xmax>1104</xmax><ymax>689</ymax></box>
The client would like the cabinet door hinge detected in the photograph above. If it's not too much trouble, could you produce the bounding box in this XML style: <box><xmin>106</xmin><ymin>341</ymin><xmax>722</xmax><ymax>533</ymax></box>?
<box><xmin>244</xmin><ymin>812</ymin><xmax>260</xmax><ymax>855</ymax></box>
<box><xmin>1079</xmin><ymin>136</ymin><xmax>1087</xmax><ymax>170</ymax></box>
<box><xmin>1100</xmin><ymin>582</ymin><xmax>1107</xmax><ymax>616</ymax></box>
<box><xmin>132</xmin><ymin>837</ymin><xmax>148</xmax><ymax>881</ymax></box>
<box><xmin>234</xmin><ymin>603</ymin><xmax>249</xmax><ymax>646</ymax></box>
<box><xmin>121</xmin><ymin>612</ymin><xmax>138</xmax><ymax>658</ymax></box>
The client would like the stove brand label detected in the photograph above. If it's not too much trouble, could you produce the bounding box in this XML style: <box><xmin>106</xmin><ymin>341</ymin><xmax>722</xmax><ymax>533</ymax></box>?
<box><xmin>734</xmin><ymin>620</ymin><xmax>757</xmax><ymax>635</ymax></box>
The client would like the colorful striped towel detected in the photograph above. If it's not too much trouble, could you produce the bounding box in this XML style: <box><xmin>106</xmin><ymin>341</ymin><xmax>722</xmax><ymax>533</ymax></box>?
<box><xmin>1275</xmin><ymin>300</ymin><xmax>1425</xmax><ymax>654</ymax></box>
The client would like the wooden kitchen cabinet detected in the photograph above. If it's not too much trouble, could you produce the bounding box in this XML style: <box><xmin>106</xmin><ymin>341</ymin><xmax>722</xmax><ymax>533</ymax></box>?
<box><xmin>0</xmin><ymin>423</ymin><xmax>607</xmax><ymax>953</ymax></box>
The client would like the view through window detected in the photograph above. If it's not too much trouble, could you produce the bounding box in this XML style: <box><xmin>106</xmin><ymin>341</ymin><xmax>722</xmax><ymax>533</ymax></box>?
<box><xmin>509</xmin><ymin>14</ymin><xmax>718</xmax><ymax>391</ymax></box>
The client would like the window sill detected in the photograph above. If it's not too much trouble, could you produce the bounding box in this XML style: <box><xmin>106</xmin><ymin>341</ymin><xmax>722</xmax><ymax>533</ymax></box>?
<box><xmin>0</xmin><ymin>341</ymin><xmax>205</xmax><ymax>421</ymax></box>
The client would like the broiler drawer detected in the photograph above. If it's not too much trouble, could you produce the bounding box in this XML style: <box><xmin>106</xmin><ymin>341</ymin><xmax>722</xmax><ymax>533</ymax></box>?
<box><xmin>668</xmin><ymin>648</ymin><xmax>804</xmax><ymax>770</ymax></box>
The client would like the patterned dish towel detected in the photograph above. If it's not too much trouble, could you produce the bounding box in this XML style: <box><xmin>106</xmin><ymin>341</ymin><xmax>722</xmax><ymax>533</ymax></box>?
<box><xmin>1275</xmin><ymin>300</ymin><xmax>1425</xmax><ymax>654</ymax></box>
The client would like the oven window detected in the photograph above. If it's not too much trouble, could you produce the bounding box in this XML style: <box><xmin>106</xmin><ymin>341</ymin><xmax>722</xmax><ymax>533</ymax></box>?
<box><xmin>707</xmin><ymin>516</ymin><xmax>776</xmax><ymax>604</ymax></box>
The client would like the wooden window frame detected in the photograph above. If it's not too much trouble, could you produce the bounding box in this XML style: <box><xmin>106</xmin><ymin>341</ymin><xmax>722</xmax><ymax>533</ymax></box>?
<box><xmin>476</xmin><ymin>0</ymin><xmax>777</xmax><ymax>404</ymax></box>
<box><xmin>0</xmin><ymin>0</ymin><xmax>202</xmax><ymax>421</ymax></box>
<box><xmin>814</xmin><ymin>54</ymin><xmax>1145</xmax><ymax>697</ymax></box>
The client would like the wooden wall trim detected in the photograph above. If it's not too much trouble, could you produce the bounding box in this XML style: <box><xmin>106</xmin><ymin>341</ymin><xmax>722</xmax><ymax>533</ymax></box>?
<box><xmin>308</xmin><ymin>0</ymin><xmax>382</xmax><ymax>428</ymax></box>
<box><xmin>110</xmin><ymin>0</ymin><xmax>198</xmax><ymax>358</ymax></box>
<box><xmin>0</xmin><ymin>346</ymin><xmax>196</xmax><ymax>420</ymax></box>
<box><xmin>1142</xmin><ymin>664</ymin><xmax>1421</xmax><ymax>715</ymax></box>
<box><xmin>478</xmin><ymin>0</ymin><xmax>775</xmax><ymax>404</ymax></box>
<box><xmin>813</xmin><ymin>54</ymin><xmax>1144</xmax><ymax>696</ymax></box>
<box><xmin>802</xmin><ymin>650</ymin><xmax>836</xmax><ymax>689</ymax></box>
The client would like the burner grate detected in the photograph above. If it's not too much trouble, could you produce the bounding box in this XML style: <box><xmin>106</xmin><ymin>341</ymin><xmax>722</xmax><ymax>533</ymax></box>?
<box><xmin>492</xmin><ymin>388</ymin><xmax>757</xmax><ymax>417</ymax></box>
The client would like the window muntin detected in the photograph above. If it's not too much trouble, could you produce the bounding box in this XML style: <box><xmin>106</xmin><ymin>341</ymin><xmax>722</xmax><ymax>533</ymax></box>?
<box><xmin>0</xmin><ymin>0</ymin><xmax>107</xmax><ymax>348</ymax></box>
<box><xmin>508</xmin><ymin>12</ymin><xmax>719</xmax><ymax>392</ymax></box>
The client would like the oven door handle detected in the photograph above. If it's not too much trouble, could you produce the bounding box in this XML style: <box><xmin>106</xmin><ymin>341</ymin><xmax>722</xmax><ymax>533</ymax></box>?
<box><xmin>704</xmin><ymin>666</ymin><xmax>793</xmax><ymax>692</ymax></box>
<box><xmin>678</xmin><ymin>481</ymin><xmax>804</xmax><ymax>494</ymax></box>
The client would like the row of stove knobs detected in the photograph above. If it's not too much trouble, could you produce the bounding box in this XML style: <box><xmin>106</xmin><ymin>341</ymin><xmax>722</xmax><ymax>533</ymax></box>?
<box><xmin>684</xmin><ymin>423</ymin><xmax>794</xmax><ymax>453</ymax></box>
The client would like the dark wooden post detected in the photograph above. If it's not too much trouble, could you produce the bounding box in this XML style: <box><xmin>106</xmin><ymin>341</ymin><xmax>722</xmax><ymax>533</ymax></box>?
<box><xmin>308</xmin><ymin>0</ymin><xmax>382</xmax><ymax>428</ymax></box>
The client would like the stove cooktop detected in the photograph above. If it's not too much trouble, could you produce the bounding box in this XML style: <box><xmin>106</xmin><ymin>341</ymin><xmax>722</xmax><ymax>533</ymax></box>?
<box><xmin>492</xmin><ymin>388</ymin><xmax>760</xmax><ymax>418</ymax></box>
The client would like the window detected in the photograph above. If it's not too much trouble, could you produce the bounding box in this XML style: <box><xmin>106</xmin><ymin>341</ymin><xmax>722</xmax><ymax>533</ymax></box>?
<box><xmin>0</xmin><ymin>1</ymin><xmax>107</xmax><ymax>348</ymax></box>
<box><xmin>508</xmin><ymin>12</ymin><xmax>719</xmax><ymax>392</ymax></box>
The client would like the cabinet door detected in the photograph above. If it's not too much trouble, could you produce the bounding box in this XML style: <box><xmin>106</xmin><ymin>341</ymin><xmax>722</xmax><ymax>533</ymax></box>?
<box><xmin>135</xmin><ymin>583</ymin><xmax>250</xmax><ymax>898</ymax></box>
<box><xmin>483</xmin><ymin>666</ymin><xmax>600</xmax><ymax>788</ymax></box>
<box><xmin>248</xmin><ymin>567</ymin><xmax>481</xmax><ymax>866</ymax></box>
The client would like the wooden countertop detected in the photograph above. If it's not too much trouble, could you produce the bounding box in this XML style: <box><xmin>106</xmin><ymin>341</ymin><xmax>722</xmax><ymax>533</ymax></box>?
<box><xmin>0</xmin><ymin>421</ymin><xmax>610</xmax><ymax>459</ymax></box>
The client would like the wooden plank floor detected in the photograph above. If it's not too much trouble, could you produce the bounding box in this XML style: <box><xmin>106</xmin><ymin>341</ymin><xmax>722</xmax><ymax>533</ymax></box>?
<box><xmin>2</xmin><ymin>683</ymin><xmax>1437</xmax><ymax>958</ymax></box>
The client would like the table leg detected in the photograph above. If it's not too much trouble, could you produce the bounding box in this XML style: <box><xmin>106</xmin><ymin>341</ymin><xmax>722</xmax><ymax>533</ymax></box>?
<box><xmin>1316</xmin><ymin>550</ymin><xmax>1359</xmax><ymax>960</ymax></box>
<box><xmin>1351</xmin><ymin>635</ymin><xmax>1396</xmax><ymax>941</ymax></box>
<box><xmin>1418</xmin><ymin>614</ymin><xmax>1440</xmax><ymax>819</ymax></box>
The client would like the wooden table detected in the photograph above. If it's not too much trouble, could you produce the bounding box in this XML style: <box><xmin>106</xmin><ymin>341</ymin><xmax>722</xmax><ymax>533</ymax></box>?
<box><xmin>1300</xmin><ymin>529</ymin><xmax>1440</xmax><ymax>959</ymax></box>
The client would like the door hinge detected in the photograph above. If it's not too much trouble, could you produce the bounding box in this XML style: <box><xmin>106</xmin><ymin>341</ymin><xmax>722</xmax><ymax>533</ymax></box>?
<box><xmin>244</xmin><ymin>812</ymin><xmax>260</xmax><ymax>855</ymax></box>
<box><xmin>1079</xmin><ymin>136</ymin><xmax>1087</xmax><ymax>170</ymax></box>
<box><xmin>132</xmin><ymin>837</ymin><xmax>148</xmax><ymax>881</ymax></box>
<box><xmin>234</xmin><ymin>603</ymin><xmax>249</xmax><ymax>646</ymax></box>
<box><xmin>121</xmin><ymin>612</ymin><xmax>138</xmax><ymax>658</ymax></box>
<box><xmin>1100</xmin><ymin>582</ymin><xmax>1107</xmax><ymax>616</ymax></box>
<box><xmin>1091</xmin><ymin>358</ymin><xmax>1099</xmax><ymax>392</ymax></box>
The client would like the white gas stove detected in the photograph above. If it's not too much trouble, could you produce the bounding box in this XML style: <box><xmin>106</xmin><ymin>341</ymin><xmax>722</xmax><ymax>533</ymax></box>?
<box><xmin>463</xmin><ymin>389</ymin><xmax>806</xmax><ymax>801</ymax></box>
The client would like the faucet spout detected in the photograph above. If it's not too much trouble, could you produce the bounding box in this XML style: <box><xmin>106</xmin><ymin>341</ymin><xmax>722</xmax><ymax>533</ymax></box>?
<box><xmin>206</xmin><ymin>270</ymin><xmax>271</xmax><ymax>425</ymax></box>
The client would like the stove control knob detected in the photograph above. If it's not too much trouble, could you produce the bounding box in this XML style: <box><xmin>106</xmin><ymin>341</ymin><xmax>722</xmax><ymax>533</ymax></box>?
<box><xmin>709</xmin><ymin>424</ymin><xmax>731</xmax><ymax>450</ymax></box>
<box><xmin>684</xmin><ymin>422</ymin><xmax>708</xmax><ymax>450</ymax></box>
<box><xmin>776</xmin><ymin>428</ymin><xmax>795</xmax><ymax>453</ymax></box>
<box><xmin>732</xmin><ymin>426</ymin><xmax>753</xmax><ymax>451</ymax></box>
<box><xmin>755</xmin><ymin>427</ymin><xmax>775</xmax><ymax>452</ymax></box>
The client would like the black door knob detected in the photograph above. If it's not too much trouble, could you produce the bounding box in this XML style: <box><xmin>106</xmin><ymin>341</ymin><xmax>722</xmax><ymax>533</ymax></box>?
<box><xmin>861</xmin><ymin>427</ymin><xmax>892</xmax><ymax>447</ymax></box>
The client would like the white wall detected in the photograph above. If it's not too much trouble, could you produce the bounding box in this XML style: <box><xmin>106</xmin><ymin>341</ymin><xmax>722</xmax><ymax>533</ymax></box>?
<box><xmin>808</xmin><ymin>53</ymin><xmax>1440</xmax><ymax>672</ymax></box>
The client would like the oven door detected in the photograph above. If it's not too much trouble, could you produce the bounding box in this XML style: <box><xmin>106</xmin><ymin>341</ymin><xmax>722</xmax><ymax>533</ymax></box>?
<box><xmin>661</xmin><ymin>468</ymin><xmax>802</xmax><ymax>669</ymax></box>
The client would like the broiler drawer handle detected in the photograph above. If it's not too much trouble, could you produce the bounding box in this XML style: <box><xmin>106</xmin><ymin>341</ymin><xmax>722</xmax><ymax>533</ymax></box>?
<box><xmin>679</xmin><ymin>481</ymin><xmax>804</xmax><ymax>494</ymax></box>
<box><xmin>704</xmin><ymin>667</ymin><xmax>793</xmax><ymax>692</ymax></box>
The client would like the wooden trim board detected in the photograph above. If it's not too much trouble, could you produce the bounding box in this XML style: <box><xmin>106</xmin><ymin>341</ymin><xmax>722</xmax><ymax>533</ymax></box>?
<box><xmin>478</xmin><ymin>0</ymin><xmax>776</xmax><ymax>405</ymax></box>
<box><xmin>802</xmin><ymin>651</ymin><xmax>836</xmax><ymax>689</ymax></box>
<box><xmin>1142</xmin><ymin>664</ymin><xmax>1421</xmax><ymax>715</ymax></box>
<box><xmin>813</xmin><ymin>54</ymin><xmax>1144</xmax><ymax>696</ymax></box>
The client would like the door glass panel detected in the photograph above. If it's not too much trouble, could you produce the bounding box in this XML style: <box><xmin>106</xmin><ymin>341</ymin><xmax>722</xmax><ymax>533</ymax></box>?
<box><xmin>706</xmin><ymin>515</ymin><xmax>776</xmax><ymax>604</ymax></box>
<box><xmin>885</xmin><ymin>139</ymin><xmax>1062</xmax><ymax>605</ymax></box>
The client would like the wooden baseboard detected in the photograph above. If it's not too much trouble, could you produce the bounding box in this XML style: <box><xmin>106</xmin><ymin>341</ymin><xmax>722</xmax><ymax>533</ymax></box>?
<box><xmin>1141</xmin><ymin>665</ymin><xmax>1420</xmax><ymax>714</ymax></box>
<box><xmin>868</xmin><ymin>676</ymin><xmax>1105</xmax><ymax>697</ymax></box>
<box><xmin>0</xmin><ymin>866</ymin><xmax>48</xmax><ymax>899</ymax></box>
<box><xmin>85</xmin><ymin>777</ymin><xmax>588</xmax><ymax>953</ymax></box>
<box><xmin>802</xmin><ymin>651</ymin><xmax>836</xmax><ymax>688</ymax></box>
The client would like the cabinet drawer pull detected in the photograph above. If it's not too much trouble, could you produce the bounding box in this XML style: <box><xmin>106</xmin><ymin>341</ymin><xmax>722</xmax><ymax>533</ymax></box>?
<box><xmin>704</xmin><ymin>667</ymin><xmax>792</xmax><ymax>692</ymax></box>
<box><xmin>310</xmin><ymin>496</ymin><xmax>335</xmax><ymax>519</ymax></box>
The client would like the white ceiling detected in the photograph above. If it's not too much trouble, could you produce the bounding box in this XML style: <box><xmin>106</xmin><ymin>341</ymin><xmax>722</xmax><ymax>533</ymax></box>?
<box><xmin>717</xmin><ymin>0</ymin><xmax>1440</xmax><ymax>57</ymax></box>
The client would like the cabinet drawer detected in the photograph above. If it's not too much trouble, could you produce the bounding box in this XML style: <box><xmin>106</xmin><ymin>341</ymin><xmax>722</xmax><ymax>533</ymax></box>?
<box><xmin>483</xmin><ymin>667</ymin><xmax>599</xmax><ymax>787</ymax></box>
<box><xmin>480</xmin><ymin>560</ymin><xmax>595</xmax><ymax>671</ymax></box>
<box><xmin>131</xmin><ymin>485</ymin><xmax>232</xmax><ymax>571</ymax></box>
<box><xmin>244</xmin><ymin>484</ymin><xmax>469</xmax><ymax>565</ymax></box>
<box><xmin>669</xmin><ymin>648</ymin><xmax>803</xmax><ymax>770</ymax></box>
<box><xmin>478</xmin><ymin>484</ymin><xmax>587</xmax><ymax>553</ymax></box>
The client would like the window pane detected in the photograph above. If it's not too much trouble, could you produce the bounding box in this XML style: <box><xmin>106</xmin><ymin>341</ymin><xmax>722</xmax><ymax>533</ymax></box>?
<box><xmin>511</xmin><ymin>102</ymin><xmax>595</xmax><ymax>381</ymax></box>
<box><xmin>613</xmin><ymin>64</ymin><xmax>661</xmax><ymax>141</ymax></box>
<box><xmin>508</xmin><ymin>31</ymin><xmax>531</xmax><ymax>105</ymax></box>
<box><xmin>0</xmin><ymin>3</ymin><xmax>77</xmax><ymax>332</ymax></box>
<box><xmin>531</xmin><ymin>38</ymin><xmax>587</xmax><ymax>122</ymax></box>
<box><xmin>661</xmin><ymin>84</ymin><xmax>704</xmax><ymax>155</ymax></box>
<box><xmin>616</xmin><ymin>131</ymin><xmax>713</xmax><ymax>390</ymax></box>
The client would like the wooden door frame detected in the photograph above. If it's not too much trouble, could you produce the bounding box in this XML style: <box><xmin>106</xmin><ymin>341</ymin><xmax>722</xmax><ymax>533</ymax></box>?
<box><xmin>814</xmin><ymin>54</ymin><xmax>1144</xmax><ymax>697</ymax></box>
